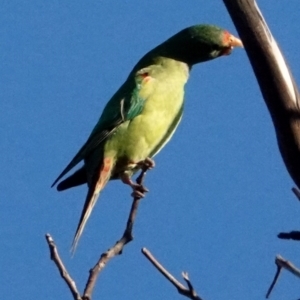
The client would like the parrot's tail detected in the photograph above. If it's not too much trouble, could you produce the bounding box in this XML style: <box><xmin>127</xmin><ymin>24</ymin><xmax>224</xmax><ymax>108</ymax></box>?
<box><xmin>71</xmin><ymin>157</ymin><xmax>114</xmax><ymax>253</ymax></box>
<box><xmin>56</xmin><ymin>167</ymin><xmax>87</xmax><ymax>191</ymax></box>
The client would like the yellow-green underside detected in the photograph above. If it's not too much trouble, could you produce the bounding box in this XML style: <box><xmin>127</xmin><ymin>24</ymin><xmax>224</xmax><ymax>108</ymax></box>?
<box><xmin>104</xmin><ymin>60</ymin><xmax>189</xmax><ymax>175</ymax></box>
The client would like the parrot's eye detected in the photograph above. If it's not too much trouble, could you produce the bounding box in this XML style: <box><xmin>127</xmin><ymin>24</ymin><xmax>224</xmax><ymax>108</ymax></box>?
<box><xmin>140</xmin><ymin>72</ymin><xmax>149</xmax><ymax>78</ymax></box>
<box><xmin>136</xmin><ymin>71</ymin><xmax>152</xmax><ymax>85</ymax></box>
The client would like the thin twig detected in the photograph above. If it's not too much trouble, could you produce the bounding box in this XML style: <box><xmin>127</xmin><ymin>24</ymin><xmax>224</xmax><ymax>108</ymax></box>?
<box><xmin>266</xmin><ymin>255</ymin><xmax>300</xmax><ymax>298</ymax></box>
<box><xmin>265</xmin><ymin>263</ymin><xmax>281</xmax><ymax>298</ymax></box>
<box><xmin>142</xmin><ymin>247</ymin><xmax>187</xmax><ymax>290</ymax></box>
<box><xmin>82</xmin><ymin>164</ymin><xmax>151</xmax><ymax>300</ymax></box>
<box><xmin>45</xmin><ymin>234</ymin><xmax>82</xmax><ymax>300</ymax></box>
<box><xmin>142</xmin><ymin>247</ymin><xmax>204</xmax><ymax>300</ymax></box>
<box><xmin>182</xmin><ymin>272</ymin><xmax>199</xmax><ymax>299</ymax></box>
<box><xmin>276</xmin><ymin>255</ymin><xmax>300</xmax><ymax>278</ymax></box>
<box><xmin>47</xmin><ymin>162</ymin><xmax>152</xmax><ymax>300</ymax></box>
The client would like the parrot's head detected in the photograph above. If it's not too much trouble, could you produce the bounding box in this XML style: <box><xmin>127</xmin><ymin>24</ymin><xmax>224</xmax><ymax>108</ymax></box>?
<box><xmin>161</xmin><ymin>24</ymin><xmax>243</xmax><ymax>66</ymax></box>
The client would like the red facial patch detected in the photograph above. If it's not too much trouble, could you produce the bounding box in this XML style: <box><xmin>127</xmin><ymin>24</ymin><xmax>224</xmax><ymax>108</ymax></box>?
<box><xmin>141</xmin><ymin>72</ymin><xmax>152</xmax><ymax>83</ymax></box>
<box><xmin>218</xmin><ymin>30</ymin><xmax>233</xmax><ymax>56</ymax></box>
<box><xmin>222</xmin><ymin>30</ymin><xmax>231</xmax><ymax>46</ymax></box>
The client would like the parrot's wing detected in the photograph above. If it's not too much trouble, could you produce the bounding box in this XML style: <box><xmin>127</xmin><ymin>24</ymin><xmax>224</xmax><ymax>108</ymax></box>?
<box><xmin>51</xmin><ymin>76</ymin><xmax>147</xmax><ymax>187</ymax></box>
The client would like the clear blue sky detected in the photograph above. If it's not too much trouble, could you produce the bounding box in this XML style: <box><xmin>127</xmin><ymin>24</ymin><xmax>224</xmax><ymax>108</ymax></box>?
<box><xmin>1</xmin><ymin>1</ymin><xmax>300</xmax><ymax>299</ymax></box>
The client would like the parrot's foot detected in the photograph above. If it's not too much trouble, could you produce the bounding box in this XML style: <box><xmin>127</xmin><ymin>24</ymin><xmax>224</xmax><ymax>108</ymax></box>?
<box><xmin>121</xmin><ymin>158</ymin><xmax>154</xmax><ymax>199</ymax></box>
<box><xmin>121</xmin><ymin>174</ymin><xmax>149</xmax><ymax>199</ymax></box>
<box><xmin>137</xmin><ymin>157</ymin><xmax>155</xmax><ymax>170</ymax></box>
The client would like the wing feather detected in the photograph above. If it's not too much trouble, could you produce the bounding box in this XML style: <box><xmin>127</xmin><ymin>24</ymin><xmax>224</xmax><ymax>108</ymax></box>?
<box><xmin>52</xmin><ymin>75</ymin><xmax>146</xmax><ymax>187</ymax></box>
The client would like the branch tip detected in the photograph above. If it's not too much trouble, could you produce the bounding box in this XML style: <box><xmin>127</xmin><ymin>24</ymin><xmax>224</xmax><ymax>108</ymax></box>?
<box><xmin>47</xmin><ymin>164</ymin><xmax>152</xmax><ymax>299</ymax></box>
<box><xmin>143</xmin><ymin>247</ymin><xmax>203</xmax><ymax>300</ymax></box>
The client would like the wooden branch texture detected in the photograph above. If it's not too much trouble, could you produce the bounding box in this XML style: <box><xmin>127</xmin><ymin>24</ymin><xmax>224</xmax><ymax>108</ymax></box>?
<box><xmin>223</xmin><ymin>0</ymin><xmax>300</xmax><ymax>188</ymax></box>
<box><xmin>266</xmin><ymin>255</ymin><xmax>300</xmax><ymax>298</ymax></box>
<box><xmin>142</xmin><ymin>248</ymin><xmax>204</xmax><ymax>300</ymax></box>
<box><xmin>46</xmin><ymin>163</ymin><xmax>151</xmax><ymax>300</ymax></box>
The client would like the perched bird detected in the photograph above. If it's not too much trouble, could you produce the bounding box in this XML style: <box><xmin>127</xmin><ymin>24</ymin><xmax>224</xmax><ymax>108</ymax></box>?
<box><xmin>52</xmin><ymin>24</ymin><xmax>243</xmax><ymax>251</ymax></box>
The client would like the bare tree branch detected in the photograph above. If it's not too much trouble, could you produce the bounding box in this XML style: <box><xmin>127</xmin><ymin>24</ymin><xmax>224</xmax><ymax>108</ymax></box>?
<box><xmin>47</xmin><ymin>162</ymin><xmax>152</xmax><ymax>300</ymax></box>
<box><xmin>277</xmin><ymin>188</ymin><xmax>300</xmax><ymax>241</ymax></box>
<box><xmin>276</xmin><ymin>255</ymin><xmax>300</xmax><ymax>278</ymax></box>
<box><xmin>278</xmin><ymin>231</ymin><xmax>300</xmax><ymax>241</ymax></box>
<box><xmin>223</xmin><ymin>0</ymin><xmax>300</xmax><ymax>189</ymax></box>
<box><xmin>266</xmin><ymin>255</ymin><xmax>300</xmax><ymax>298</ymax></box>
<box><xmin>265</xmin><ymin>263</ymin><xmax>281</xmax><ymax>299</ymax></box>
<box><xmin>222</xmin><ymin>3</ymin><xmax>300</xmax><ymax>298</ymax></box>
<box><xmin>182</xmin><ymin>272</ymin><xmax>199</xmax><ymax>299</ymax></box>
<box><xmin>83</xmin><ymin>164</ymin><xmax>150</xmax><ymax>300</ymax></box>
<box><xmin>142</xmin><ymin>247</ymin><xmax>204</xmax><ymax>300</ymax></box>
<box><xmin>45</xmin><ymin>234</ymin><xmax>82</xmax><ymax>300</ymax></box>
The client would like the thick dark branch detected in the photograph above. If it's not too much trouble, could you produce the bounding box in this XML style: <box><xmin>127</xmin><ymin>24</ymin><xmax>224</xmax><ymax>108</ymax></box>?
<box><xmin>142</xmin><ymin>248</ymin><xmax>204</xmax><ymax>300</ymax></box>
<box><xmin>266</xmin><ymin>255</ymin><xmax>300</xmax><ymax>298</ymax></box>
<box><xmin>223</xmin><ymin>0</ymin><xmax>300</xmax><ymax>189</ymax></box>
<box><xmin>45</xmin><ymin>234</ymin><xmax>82</xmax><ymax>300</ymax></box>
<box><xmin>278</xmin><ymin>231</ymin><xmax>300</xmax><ymax>241</ymax></box>
<box><xmin>277</xmin><ymin>188</ymin><xmax>300</xmax><ymax>240</ymax></box>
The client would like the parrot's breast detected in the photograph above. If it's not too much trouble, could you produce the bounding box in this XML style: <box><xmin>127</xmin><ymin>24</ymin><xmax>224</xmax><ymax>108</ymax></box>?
<box><xmin>105</xmin><ymin>60</ymin><xmax>189</xmax><ymax>175</ymax></box>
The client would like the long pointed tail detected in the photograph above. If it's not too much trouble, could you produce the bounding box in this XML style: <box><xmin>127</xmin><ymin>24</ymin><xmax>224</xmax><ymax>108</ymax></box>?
<box><xmin>71</xmin><ymin>157</ymin><xmax>114</xmax><ymax>253</ymax></box>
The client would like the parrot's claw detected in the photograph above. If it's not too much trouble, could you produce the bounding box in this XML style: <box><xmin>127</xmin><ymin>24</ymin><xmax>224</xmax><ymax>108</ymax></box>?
<box><xmin>138</xmin><ymin>157</ymin><xmax>155</xmax><ymax>170</ymax></box>
<box><xmin>135</xmin><ymin>184</ymin><xmax>149</xmax><ymax>193</ymax></box>
<box><xmin>121</xmin><ymin>173</ymin><xmax>149</xmax><ymax>198</ymax></box>
<box><xmin>121</xmin><ymin>158</ymin><xmax>154</xmax><ymax>198</ymax></box>
<box><xmin>129</xmin><ymin>182</ymin><xmax>149</xmax><ymax>199</ymax></box>
<box><xmin>131</xmin><ymin>189</ymin><xmax>145</xmax><ymax>198</ymax></box>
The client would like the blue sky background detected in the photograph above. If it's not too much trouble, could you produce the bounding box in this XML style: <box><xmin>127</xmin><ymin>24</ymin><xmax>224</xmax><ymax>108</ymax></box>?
<box><xmin>1</xmin><ymin>1</ymin><xmax>300</xmax><ymax>299</ymax></box>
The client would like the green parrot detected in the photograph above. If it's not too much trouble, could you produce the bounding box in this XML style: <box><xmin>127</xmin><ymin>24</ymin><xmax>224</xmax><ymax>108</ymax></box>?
<box><xmin>52</xmin><ymin>24</ymin><xmax>243</xmax><ymax>251</ymax></box>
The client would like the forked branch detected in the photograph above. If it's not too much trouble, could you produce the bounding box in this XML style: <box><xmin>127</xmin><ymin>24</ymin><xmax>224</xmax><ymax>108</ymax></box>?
<box><xmin>46</xmin><ymin>163</ymin><xmax>151</xmax><ymax>300</ymax></box>
<box><xmin>45</xmin><ymin>234</ymin><xmax>81</xmax><ymax>300</ymax></box>
<box><xmin>266</xmin><ymin>255</ymin><xmax>300</xmax><ymax>298</ymax></box>
<box><xmin>142</xmin><ymin>247</ymin><xmax>205</xmax><ymax>300</ymax></box>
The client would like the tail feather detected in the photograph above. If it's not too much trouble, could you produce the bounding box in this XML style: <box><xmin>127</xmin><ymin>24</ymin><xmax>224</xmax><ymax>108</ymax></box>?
<box><xmin>57</xmin><ymin>167</ymin><xmax>87</xmax><ymax>191</ymax></box>
<box><xmin>71</xmin><ymin>157</ymin><xmax>114</xmax><ymax>253</ymax></box>
<box><xmin>51</xmin><ymin>144</ymin><xmax>87</xmax><ymax>188</ymax></box>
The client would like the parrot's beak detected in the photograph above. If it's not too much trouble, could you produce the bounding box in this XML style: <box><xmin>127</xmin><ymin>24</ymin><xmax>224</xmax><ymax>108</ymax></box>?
<box><xmin>229</xmin><ymin>35</ymin><xmax>243</xmax><ymax>48</ymax></box>
<box><xmin>221</xmin><ymin>33</ymin><xmax>243</xmax><ymax>56</ymax></box>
